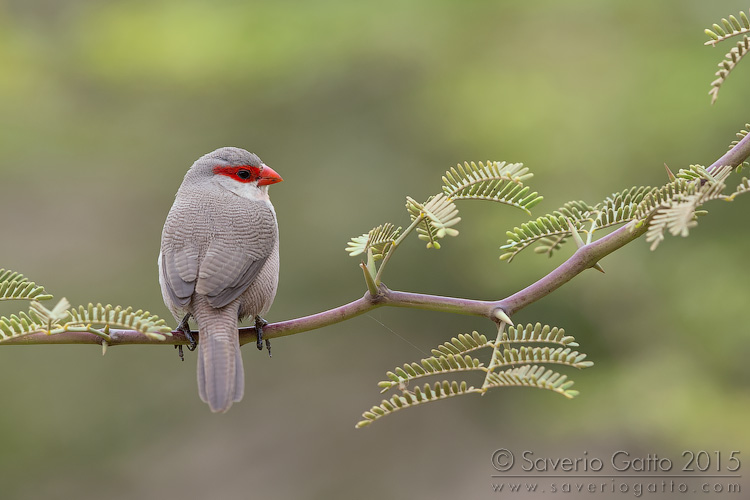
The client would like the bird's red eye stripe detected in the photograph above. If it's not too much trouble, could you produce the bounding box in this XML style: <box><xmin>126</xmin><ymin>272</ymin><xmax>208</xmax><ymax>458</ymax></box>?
<box><xmin>213</xmin><ymin>165</ymin><xmax>261</xmax><ymax>183</ymax></box>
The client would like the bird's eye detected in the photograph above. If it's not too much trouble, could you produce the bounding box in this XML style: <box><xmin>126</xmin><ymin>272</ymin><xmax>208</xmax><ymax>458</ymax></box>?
<box><xmin>236</xmin><ymin>169</ymin><xmax>251</xmax><ymax>180</ymax></box>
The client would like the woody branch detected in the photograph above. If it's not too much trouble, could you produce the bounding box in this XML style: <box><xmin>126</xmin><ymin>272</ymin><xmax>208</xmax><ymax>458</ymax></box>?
<box><xmin>3</xmin><ymin>131</ymin><xmax>749</xmax><ymax>347</ymax></box>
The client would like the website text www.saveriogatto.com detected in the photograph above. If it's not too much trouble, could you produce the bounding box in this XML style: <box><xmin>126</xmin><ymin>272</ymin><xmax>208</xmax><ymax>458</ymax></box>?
<box><xmin>490</xmin><ymin>449</ymin><xmax>741</xmax><ymax>496</ymax></box>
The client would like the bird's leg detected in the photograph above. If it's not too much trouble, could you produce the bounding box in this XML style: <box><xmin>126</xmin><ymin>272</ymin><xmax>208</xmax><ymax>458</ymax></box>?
<box><xmin>174</xmin><ymin>313</ymin><xmax>197</xmax><ymax>361</ymax></box>
<box><xmin>254</xmin><ymin>315</ymin><xmax>271</xmax><ymax>357</ymax></box>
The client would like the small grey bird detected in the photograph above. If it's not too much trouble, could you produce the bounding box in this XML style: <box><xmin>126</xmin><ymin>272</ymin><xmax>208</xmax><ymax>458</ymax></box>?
<box><xmin>159</xmin><ymin>147</ymin><xmax>282</xmax><ymax>413</ymax></box>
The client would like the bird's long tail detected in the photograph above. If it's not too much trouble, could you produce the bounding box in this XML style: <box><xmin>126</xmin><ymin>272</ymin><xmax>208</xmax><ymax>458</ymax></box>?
<box><xmin>192</xmin><ymin>298</ymin><xmax>244</xmax><ymax>413</ymax></box>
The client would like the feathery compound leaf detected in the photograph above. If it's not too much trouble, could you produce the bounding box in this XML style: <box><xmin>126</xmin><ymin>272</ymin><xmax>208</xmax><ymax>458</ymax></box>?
<box><xmin>708</xmin><ymin>35</ymin><xmax>750</xmax><ymax>104</ymax></box>
<box><xmin>634</xmin><ymin>180</ymin><xmax>695</xmax><ymax>222</ymax></box>
<box><xmin>490</xmin><ymin>346</ymin><xmax>593</xmax><ymax>369</ymax></box>
<box><xmin>532</xmin><ymin>234</ymin><xmax>571</xmax><ymax>258</ymax></box>
<box><xmin>405</xmin><ymin>194</ymin><xmax>461</xmax><ymax>249</ymax></box>
<box><xmin>0</xmin><ymin>311</ymin><xmax>48</xmax><ymax>341</ymax></box>
<box><xmin>646</xmin><ymin>203</ymin><xmax>697</xmax><ymax>250</ymax></box>
<box><xmin>357</xmin><ymin>323</ymin><xmax>591</xmax><ymax>427</ymax></box>
<box><xmin>442</xmin><ymin>161</ymin><xmax>542</xmax><ymax>214</ymax></box>
<box><xmin>29</xmin><ymin>297</ymin><xmax>71</xmax><ymax>327</ymax></box>
<box><xmin>345</xmin><ymin>234</ymin><xmax>369</xmax><ymax>257</ymax></box>
<box><xmin>500</xmin><ymin>185</ymin><xmax>669</xmax><ymax>261</ymax></box>
<box><xmin>1</xmin><ymin>298</ymin><xmax>80</xmax><ymax>342</ymax></box>
<box><xmin>0</xmin><ymin>280</ymin><xmax>53</xmax><ymax>302</ymax></box>
<box><xmin>345</xmin><ymin>223</ymin><xmax>402</xmax><ymax>259</ymax></box>
<box><xmin>591</xmin><ymin>186</ymin><xmax>651</xmax><ymax>229</ymax></box>
<box><xmin>356</xmin><ymin>380</ymin><xmax>479</xmax><ymax>428</ymax></box>
<box><xmin>673</xmin><ymin>164</ymin><xmax>713</xmax><ymax>182</ymax></box>
<box><xmin>483</xmin><ymin>365</ymin><xmax>579</xmax><ymax>398</ymax></box>
<box><xmin>378</xmin><ymin>354</ymin><xmax>486</xmax><ymax>393</ymax></box>
<box><xmin>643</xmin><ymin>166</ymin><xmax>734</xmax><ymax>250</ymax></box>
<box><xmin>0</xmin><ymin>268</ymin><xmax>53</xmax><ymax>302</ymax></box>
<box><xmin>553</xmin><ymin>199</ymin><xmax>597</xmax><ymax>220</ymax></box>
<box><xmin>704</xmin><ymin>10</ymin><xmax>750</xmax><ymax>45</ymax></box>
<box><xmin>65</xmin><ymin>303</ymin><xmax>173</xmax><ymax>340</ymax></box>
<box><xmin>499</xmin><ymin>208</ymin><xmax>589</xmax><ymax>262</ymax></box>
<box><xmin>528</xmin><ymin>200</ymin><xmax>598</xmax><ymax>258</ymax></box>
<box><xmin>499</xmin><ymin>323</ymin><xmax>579</xmax><ymax>347</ymax></box>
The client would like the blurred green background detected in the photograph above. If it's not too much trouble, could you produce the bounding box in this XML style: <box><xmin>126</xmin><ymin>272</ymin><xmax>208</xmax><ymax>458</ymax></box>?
<box><xmin>1</xmin><ymin>1</ymin><xmax>749</xmax><ymax>498</ymax></box>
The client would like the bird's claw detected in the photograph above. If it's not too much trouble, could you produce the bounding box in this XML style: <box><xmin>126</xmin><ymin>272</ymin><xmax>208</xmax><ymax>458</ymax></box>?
<box><xmin>254</xmin><ymin>315</ymin><xmax>272</xmax><ymax>357</ymax></box>
<box><xmin>175</xmin><ymin>313</ymin><xmax>197</xmax><ymax>361</ymax></box>
<box><xmin>184</xmin><ymin>329</ymin><xmax>198</xmax><ymax>351</ymax></box>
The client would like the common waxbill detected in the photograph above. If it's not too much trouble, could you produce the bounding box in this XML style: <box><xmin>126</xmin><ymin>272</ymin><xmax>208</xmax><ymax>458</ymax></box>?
<box><xmin>159</xmin><ymin>147</ymin><xmax>282</xmax><ymax>413</ymax></box>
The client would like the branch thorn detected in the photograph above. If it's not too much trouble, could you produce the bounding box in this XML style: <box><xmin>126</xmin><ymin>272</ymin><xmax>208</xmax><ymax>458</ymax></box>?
<box><xmin>664</xmin><ymin>163</ymin><xmax>676</xmax><ymax>181</ymax></box>
<box><xmin>493</xmin><ymin>308</ymin><xmax>514</xmax><ymax>326</ymax></box>
<box><xmin>566</xmin><ymin>218</ymin><xmax>585</xmax><ymax>249</ymax></box>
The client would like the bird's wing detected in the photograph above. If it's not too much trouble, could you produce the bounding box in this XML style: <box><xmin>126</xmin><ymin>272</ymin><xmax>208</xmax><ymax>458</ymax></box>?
<box><xmin>160</xmin><ymin>214</ymin><xmax>201</xmax><ymax>308</ymax></box>
<box><xmin>195</xmin><ymin>203</ymin><xmax>277</xmax><ymax>309</ymax></box>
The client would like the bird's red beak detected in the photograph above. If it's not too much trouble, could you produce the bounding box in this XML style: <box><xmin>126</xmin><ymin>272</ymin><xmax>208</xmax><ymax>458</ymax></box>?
<box><xmin>257</xmin><ymin>164</ymin><xmax>283</xmax><ymax>186</ymax></box>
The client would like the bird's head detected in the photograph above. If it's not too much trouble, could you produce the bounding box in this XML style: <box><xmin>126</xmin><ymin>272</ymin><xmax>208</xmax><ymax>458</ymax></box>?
<box><xmin>186</xmin><ymin>147</ymin><xmax>282</xmax><ymax>201</ymax></box>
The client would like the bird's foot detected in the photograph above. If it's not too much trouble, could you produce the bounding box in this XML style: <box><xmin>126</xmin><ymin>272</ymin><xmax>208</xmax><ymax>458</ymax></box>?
<box><xmin>174</xmin><ymin>313</ymin><xmax>197</xmax><ymax>362</ymax></box>
<box><xmin>254</xmin><ymin>315</ymin><xmax>271</xmax><ymax>358</ymax></box>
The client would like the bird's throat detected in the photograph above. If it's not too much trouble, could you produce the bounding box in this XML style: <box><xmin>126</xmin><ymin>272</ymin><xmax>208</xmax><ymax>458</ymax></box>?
<box><xmin>215</xmin><ymin>176</ymin><xmax>271</xmax><ymax>202</ymax></box>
